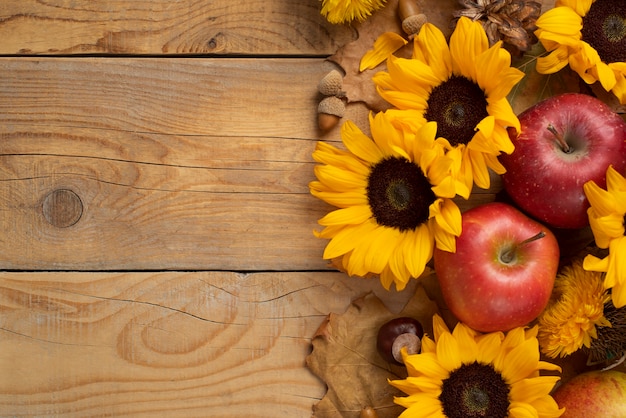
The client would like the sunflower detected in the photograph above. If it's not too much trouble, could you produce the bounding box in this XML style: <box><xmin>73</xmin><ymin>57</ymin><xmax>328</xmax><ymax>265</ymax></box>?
<box><xmin>372</xmin><ymin>16</ymin><xmax>524</xmax><ymax>192</ymax></box>
<box><xmin>537</xmin><ymin>260</ymin><xmax>611</xmax><ymax>358</ymax></box>
<box><xmin>535</xmin><ymin>0</ymin><xmax>626</xmax><ymax>104</ymax></box>
<box><xmin>320</xmin><ymin>0</ymin><xmax>387</xmax><ymax>24</ymax></box>
<box><xmin>583</xmin><ymin>164</ymin><xmax>626</xmax><ymax>308</ymax></box>
<box><xmin>309</xmin><ymin>112</ymin><xmax>464</xmax><ymax>291</ymax></box>
<box><xmin>391</xmin><ymin>315</ymin><xmax>564</xmax><ymax>418</ymax></box>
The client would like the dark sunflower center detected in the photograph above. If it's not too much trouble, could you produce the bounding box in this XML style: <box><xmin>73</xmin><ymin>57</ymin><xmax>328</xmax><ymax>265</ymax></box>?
<box><xmin>366</xmin><ymin>157</ymin><xmax>434</xmax><ymax>231</ymax></box>
<box><xmin>439</xmin><ymin>362</ymin><xmax>510</xmax><ymax>418</ymax></box>
<box><xmin>581</xmin><ymin>0</ymin><xmax>626</xmax><ymax>63</ymax></box>
<box><xmin>424</xmin><ymin>75</ymin><xmax>488</xmax><ymax>146</ymax></box>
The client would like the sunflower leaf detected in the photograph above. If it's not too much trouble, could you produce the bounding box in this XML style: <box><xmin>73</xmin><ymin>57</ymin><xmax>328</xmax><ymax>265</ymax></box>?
<box><xmin>507</xmin><ymin>42</ymin><xmax>581</xmax><ymax>115</ymax></box>
<box><xmin>306</xmin><ymin>278</ymin><xmax>440</xmax><ymax>418</ymax></box>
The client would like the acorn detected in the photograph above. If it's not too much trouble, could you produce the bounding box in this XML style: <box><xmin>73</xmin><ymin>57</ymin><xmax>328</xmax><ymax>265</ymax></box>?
<box><xmin>317</xmin><ymin>69</ymin><xmax>344</xmax><ymax>97</ymax></box>
<box><xmin>376</xmin><ymin>317</ymin><xmax>423</xmax><ymax>365</ymax></box>
<box><xmin>317</xmin><ymin>96</ymin><xmax>345</xmax><ymax>131</ymax></box>
<box><xmin>398</xmin><ymin>0</ymin><xmax>427</xmax><ymax>37</ymax></box>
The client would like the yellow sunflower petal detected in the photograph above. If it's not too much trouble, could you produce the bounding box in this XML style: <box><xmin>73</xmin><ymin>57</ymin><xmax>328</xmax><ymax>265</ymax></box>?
<box><xmin>607</xmin><ymin>237</ymin><xmax>626</xmax><ymax>307</ymax></box>
<box><xmin>584</xmin><ymin>179</ymin><xmax>617</xmax><ymax>215</ymax></box>
<box><xmin>430</xmin><ymin>197</ymin><xmax>462</xmax><ymax>237</ymax></box>
<box><xmin>340</xmin><ymin>120</ymin><xmax>385</xmax><ymax>163</ymax></box>
<box><xmin>528</xmin><ymin>395</ymin><xmax>565</xmax><ymax>418</ymax></box>
<box><xmin>556</xmin><ymin>0</ymin><xmax>593</xmax><ymax>17</ymax></box>
<box><xmin>536</xmin><ymin>6</ymin><xmax>583</xmax><ymax>36</ymax></box>
<box><xmin>594</xmin><ymin>60</ymin><xmax>618</xmax><ymax>91</ymax></box>
<box><xmin>467</xmin><ymin>149</ymin><xmax>492</xmax><ymax>189</ymax></box>
<box><xmin>497</xmin><ymin>337</ymin><xmax>540</xmax><ymax>384</ymax></box>
<box><xmin>322</xmin><ymin>220</ymin><xmax>376</xmax><ymax>259</ymax></box>
<box><xmin>450</xmin><ymin>17</ymin><xmax>489</xmax><ymax>80</ymax></box>
<box><xmin>413</xmin><ymin>22</ymin><xmax>452</xmax><ymax>81</ymax></box>
<box><xmin>508</xmin><ymin>401</ymin><xmax>540</xmax><ymax>418</ymax></box>
<box><xmin>583</xmin><ymin>253</ymin><xmax>609</xmax><ymax>272</ymax></box>
<box><xmin>435</xmin><ymin>331</ymin><xmax>463</xmax><ymax>371</ymax></box>
<box><xmin>314</xmin><ymin>164</ymin><xmax>366</xmax><ymax>190</ymax></box>
<box><xmin>403</xmin><ymin>351</ymin><xmax>450</xmax><ymax>380</ymax></box>
<box><xmin>536</xmin><ymin>45</ymin><xmax>571</xmax><ymax>74</ymax></box>
<box><xmin>310</xmin><ymin>189</ymin><xmax>369</xmax><ymax>208</ymax></box>
<box><xmin>360</xmin><ymin>32</ymin><xmax>408</xmax><ymax>72</ymax></box>
<box><xmin>318</xmin><ymin>204</ymin><xmax>372</xmax><ymax>226</ymax></box>
<box><xmin>487</xmin><ymin>95</ymin><xmax>520</xmax><ymax>132</ymax></box>
<box><xmin>509</xmin><ymin>376</ymin><xmax>561</xmax><ymax>403</ymax></box>
<box><xmin>394</xmin><ymin>392</ymin><xmax>444</xmax><ymax>416</ymax></box>
<box><xmin>475</xmin><ymin>42</ymin><xmax>523</xmax><ymax>99</ymax></box>
<box><xmin>476</xmin><ymin>332</ymin><xmax>505</xmax><ymax>364</ymax></box>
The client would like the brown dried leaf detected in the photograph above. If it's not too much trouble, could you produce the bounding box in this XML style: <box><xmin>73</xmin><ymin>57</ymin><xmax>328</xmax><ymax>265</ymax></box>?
<box><xmin>306</xmin><ymin>283</ymin><xmax>440</xmax><ymax>418</ymax></box>
<box><xmin>328</xmin><ymin>0</ymin><xmax>464</xmax><ymax>111</ymax></box>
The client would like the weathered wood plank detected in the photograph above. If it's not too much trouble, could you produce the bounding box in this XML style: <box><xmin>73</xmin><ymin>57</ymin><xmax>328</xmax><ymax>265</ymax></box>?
<box><xmin>0</xmin><ymin>0</ymin><xmax>353</xmax><ymax>56</ymax></box>
<box><xmin>0</xmin><ymin>57</ymin><xmax>330</xmax><ymax>270</ymax></box>
<box><xmin>0</xmin><ymin>271</ymin><xmax>415</xmax><ymax>417</ymax></box>
<box><xmin>0</xmin><ymin>57</ymin><xmax>499</xmax><ymax>270</ymax></box>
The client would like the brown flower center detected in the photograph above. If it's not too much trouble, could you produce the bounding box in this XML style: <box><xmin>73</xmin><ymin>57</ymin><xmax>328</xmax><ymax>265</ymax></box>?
<box><xmin>425</xmin><ymin>75</ymin><xmax>489</xmax><ymax>147</ymax></box>
<box><xmin>366</xmin><ymin>157</ymin><xmax>434</xmax><ymax>231</ymax></box>
<box><xmin>439</xmin><ymin>362</ymin><xmax>510</xmax><ymax>418</ymax></box>
<box><xmin>581</xmin><ymin>0</ymin><xmax>626</xmax><ymax>63</ymax></box>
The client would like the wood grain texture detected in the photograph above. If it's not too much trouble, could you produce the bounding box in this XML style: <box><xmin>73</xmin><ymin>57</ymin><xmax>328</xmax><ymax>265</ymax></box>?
<box><xmin>0</xmin><ymin>0</ymin><xmax>354</xmax><ymax>56</ymax></box>
<box><xmin>0</xmin><ymin>270</ymin><xmax>417</xmax><ymax>417</ymax></box>
<box><xmin>0</xmin><ymin>57</ymin><xmax>499</xmax><ymax>270</ymax></box>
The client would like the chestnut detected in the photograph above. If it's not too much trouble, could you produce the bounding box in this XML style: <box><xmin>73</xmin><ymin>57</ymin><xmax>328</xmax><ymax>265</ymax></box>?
<box><xmin>376</xmin><ymin>317</ymin><xmax>423</xmax><ymax>365</ymax></box>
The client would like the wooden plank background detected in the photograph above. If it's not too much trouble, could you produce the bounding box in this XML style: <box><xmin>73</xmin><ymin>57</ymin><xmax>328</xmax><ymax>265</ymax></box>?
<box><xmin>0</xmin><ymin>1</ymin><xmax>499</xmax><ymax>416</ymax></box>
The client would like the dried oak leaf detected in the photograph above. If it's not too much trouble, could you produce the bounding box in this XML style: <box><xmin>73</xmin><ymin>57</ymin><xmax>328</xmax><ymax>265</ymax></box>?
<box><xmin>328</xmin><ymin>0</ymin><xmax>460</xmax><ymax>112</ymax></box>
<box><xmin>306</xmin><ymin>283</ymin><xmax>439</xmax><ymax>418</ymax></box>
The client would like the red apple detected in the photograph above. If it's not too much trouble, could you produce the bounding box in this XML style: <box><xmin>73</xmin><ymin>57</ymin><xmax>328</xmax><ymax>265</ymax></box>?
<box><xmin>499</xmin><ymin>93</ymin><xmax>626</xmax><ymax>229</ymax></box>
<box><xmin>552</xmin><ymin>370</ymin><xmax>626</xmax><ymax>417</ymax></box>
<box><xmin>433</xmin><ymin>202</ymin><xmax>559</xmax><ymax>332</ymax></box>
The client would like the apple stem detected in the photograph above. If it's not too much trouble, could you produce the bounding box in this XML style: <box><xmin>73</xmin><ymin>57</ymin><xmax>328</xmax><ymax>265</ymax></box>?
<box><xmin>500</xmin><ymin>231</ymin><xmax>546</xmax><ymax>264</ymax></box>
<box><xmin>547</xmin><ymin>124</ymin><xmax>571</xmax><ymax>153</ymax></box>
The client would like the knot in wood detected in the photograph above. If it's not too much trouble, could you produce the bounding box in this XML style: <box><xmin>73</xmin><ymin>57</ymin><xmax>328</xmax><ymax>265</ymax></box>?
<box><xmin>42</xmin><ymin>189</ymin><xmax>83</xmax><ymax>228</ymax></box>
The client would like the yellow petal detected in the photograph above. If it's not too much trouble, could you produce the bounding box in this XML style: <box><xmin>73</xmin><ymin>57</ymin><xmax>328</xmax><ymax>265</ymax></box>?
<box><xmin>498</xmin><ymin>337</ymin><xmax>540</xmax><ymax>384</ymax></box>
<box><xmin>450</xmin><ymin>17</ymin><xmax>488</xmax><ymax>80</ymax></box>
<box><xmin>536</xmin><ymin>6</ymin><xmax>582</xmax><ymax>36</ymax></box>
<box><xmin>595</xmin><ymin>60</ymin><xmax>617</xmax><ymax>91</ymax></box>
<box><xmin>536</xmin><ymin>45</ymin><xmax>571</xmax><ymax>74</ymax></box>
<box><xmin>322</xmin><ymin>220</ymin><xmax>376</xmax><ymax>259</ymax></box>
<box><xmin>413</xmin><ymin>22</ymin><xmax>452</xmax><ymax>81</ymax></box>
<box><xmin>360</xmin><ymin>32</ymin><xmax>408</xmax><ymax>72</ymax></box>
<box><xmin>508</xmin><ymin>401</ymin><xmax>539</xmax><ymax>418</ymax></box>
<box><xmin>341</xmin><ymin>120</ymin><xmax>384</xmax><ymax>163</ymax></box>
<box><xmin>436</xmin><ymin>332</ymin><xmax>463</xmax><ymax>371</ymax></box>
<box><xmin>583</xmin><ymin>253</ymin><xmax>609</xmax><ymax>272</ymax></box>
<box><xmin>403</xmin><ymin>351</ymin><xmax>449</xmax><ymax>380</ymax></box>
<box><xmin>476</xmin><ymin>332</ymin><xmax>505</xmax><ymax>364</ymax></box>
<box><xmin>318</xmin><ymin>204</ymin><xmax>372</xmax><ymax>226</ymax></box>
<box><xmin>403</xmin><ymin>224</ymin><xmax>433</xmax><ymax>278</ymax></box>
<box><xmin>509</xmin><ymin>376</ymin><xmax>561</xmax><ymax>403</ymax></box>
<box><xmin>556</xmin><ymin>0</ymin><xmax>593</xmax><ymax>17</ymax></box>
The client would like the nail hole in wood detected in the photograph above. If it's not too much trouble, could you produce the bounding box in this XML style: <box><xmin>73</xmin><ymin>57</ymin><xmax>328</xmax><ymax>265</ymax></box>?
<box><xmin>42</xmin><ymin>189</ymin><xmax>83</xmax><ymax>228</ymax></box>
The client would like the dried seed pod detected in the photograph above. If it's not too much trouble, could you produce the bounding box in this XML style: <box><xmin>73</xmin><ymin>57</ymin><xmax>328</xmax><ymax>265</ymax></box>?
<box><xmin>317</xmin><ymin>96</ymin><xmax>345</xmax><ymax>131</ymax></box>
<box><xmin>318</xmin><ymin>69</ymin><xmax>344</xmax><ymax>97</ymax></box>
<box><xmin>398</xmin><ymin>0</ymin><xmax>427</xmax><ymax>37</ymax></box>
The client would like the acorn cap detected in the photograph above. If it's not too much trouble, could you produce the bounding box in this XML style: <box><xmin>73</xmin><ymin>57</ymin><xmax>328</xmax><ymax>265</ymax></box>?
<box><xmin>402</xmin><ymin>14</ymin><xmax>427</xmax><ymax>36</ymax></box>
<box><xmin>317</xmin><ymin>70</ymin><xmax>344</xmax><ymax>96</ymax></box>
<box><xmin>317</xmin><ymin>96</ymin><xmax>345</xmax><ymax>117</ymax></box>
